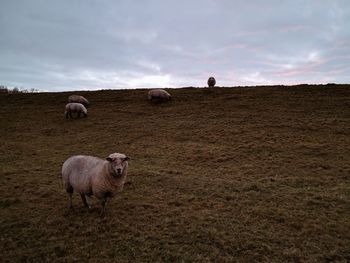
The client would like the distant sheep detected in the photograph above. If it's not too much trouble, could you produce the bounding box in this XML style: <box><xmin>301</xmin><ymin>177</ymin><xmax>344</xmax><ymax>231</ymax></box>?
<box><xmin>62</xmin><ymin>153</ymin><xmax>130</xmax><ymax>217</ymax></box>
<box><xmin>207</xmin><ymin>77</ymin><xmax>216</xmax><ymax>87</ymax></box>
<box><xmin>65</xmin><ymin>103</ymin><xmax>87</xmax><ymax>119</ymax></box>
<box><xmin>148</xmin><ymin>89</ymin><xmax>172</xmax><ymax>102</ymax></box>
<box><xmin>68</xmin><ymin>95</ymin><xmax>89</xmax><ymax>107</ymax></box>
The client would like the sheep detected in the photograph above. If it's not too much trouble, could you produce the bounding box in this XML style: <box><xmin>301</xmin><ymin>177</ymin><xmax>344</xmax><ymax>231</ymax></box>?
<box><xmin>68</xmin><ymin>95</ymin><xmax>89</xmax><ymax>107</ymax></box>
<box><xmin>62</xmin><ymin>153</ymin><xmax>130</xmax><ymax>217</ymax></box>
<box><xmin>207</xmin><ymin>77</ymin><xmax>216</xmax><ymax>87</ymax></box>
<box><xmin>65</xmin><ymin>103</ymin><xmax>87</xmax><ymax>119</ymax></box>
<box><xmin>148</xmin><ymin>89</ymin><xmax>172</xmax><ymax>102</ymax></box>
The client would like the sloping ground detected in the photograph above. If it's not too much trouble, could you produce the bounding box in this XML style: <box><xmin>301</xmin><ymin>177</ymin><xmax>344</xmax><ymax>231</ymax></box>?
<box><xmin>1</xmin><ymin>85</ymin><xmax>349</xmax><ymax>262</ymax></box>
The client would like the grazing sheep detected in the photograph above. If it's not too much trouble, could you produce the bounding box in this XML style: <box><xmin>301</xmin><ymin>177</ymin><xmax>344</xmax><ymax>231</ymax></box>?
<box><xmin>207</xmin><ymin>77</ymin><xmax>216</xmax><ymax>87</ymax></box>
<box><xmin>148</xmin><ymin>89</ymin><xmax>172</xmax><ymax>102</ymax></box>
<box><xmin>62</xmin><ymin>153</ymin><xmax>130</xmax><ymax>217</ymax></box>
<box><xmin>68</xmin><ymin>95</ymin><xmax>89</xmax><ymax>107</ymax></box>
<box><xmin>65</xmin><ymin>103</ymin><xmax>87</xmax><ymax>119</ymax></box>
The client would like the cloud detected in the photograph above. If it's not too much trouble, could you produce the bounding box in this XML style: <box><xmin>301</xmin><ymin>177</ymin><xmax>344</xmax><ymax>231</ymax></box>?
<box><xmin>0</xmin><ymin>0</ymin><xmax>349</xmax><ymax>91</ymax></box>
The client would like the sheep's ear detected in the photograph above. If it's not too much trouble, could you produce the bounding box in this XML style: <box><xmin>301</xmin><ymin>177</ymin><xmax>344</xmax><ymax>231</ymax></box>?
<box><xmin>106</xmin><ymin>157</ymin><xmax>113</xmax><ymax>162</ymax></box>
<box><xmin>123</xmin><ymin>156</ymin><xmax>130</xmax><ymax>161</ymax></box>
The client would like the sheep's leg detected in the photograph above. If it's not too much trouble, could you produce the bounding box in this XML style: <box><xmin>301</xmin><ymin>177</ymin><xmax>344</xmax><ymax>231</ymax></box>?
<box><xmin>80</xmin><ymin>194</ymin><xmax>90</xmax><ymax>209</ymax></box>
<box><xmin>65</xmin><ymin>184</ymin><xmax>74</xmax><ymax>209</ymax></box>
<box><xmin>63</xmin><ymin>193</ymin><xmax>73</xmax><ymax>216</ymax></box>
<box><xmin>78</xmin><ymin>112</ymin><xmax>81</xmax><ymax>118</ymax></box>
<box><xmin>65</xmin><ymin>111</ymin><xmax>69</xmax><ymax>119</ymax></box>
<box><xmin>69</xmin><ymin>112</ymin><xmax>73</xmax><ymax>119</ymax></box>
<box><xmin>67</xmin><ymin>193</ymin><xmax>73</xmax><ymax>209</ymax></box>
<box><xmin>100</xmin><ymin>198</ymin><xmax>107</xmax><ymax>218</ymax></box>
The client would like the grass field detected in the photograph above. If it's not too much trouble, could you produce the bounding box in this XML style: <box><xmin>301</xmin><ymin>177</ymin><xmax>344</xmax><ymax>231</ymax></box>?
<box><xmin>1</xmin><ymin>85</ymin><xmax>349</xmax><ymax>262</ymax></box>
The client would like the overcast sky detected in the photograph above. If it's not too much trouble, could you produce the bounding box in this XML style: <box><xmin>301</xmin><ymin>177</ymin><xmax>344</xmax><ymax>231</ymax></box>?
<box><xmin>1</xmin><ymin>0</ymin><xmax>349</xmax><ymax>91</ymax></box>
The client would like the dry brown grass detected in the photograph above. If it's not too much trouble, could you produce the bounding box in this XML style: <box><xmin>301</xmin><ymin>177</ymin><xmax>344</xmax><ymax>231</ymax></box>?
<box><xmin>1</xmin><ymin>85</ymin><xmax>349</xmax><ymax>262</ymax></box>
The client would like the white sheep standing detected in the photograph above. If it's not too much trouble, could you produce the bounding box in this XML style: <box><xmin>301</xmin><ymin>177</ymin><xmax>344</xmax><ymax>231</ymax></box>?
<box><xmin>148</xmin><ymin>89</ymin><xmax>172</xmax><ymax>102</ymax></box>
<box><xmin>68</xmin><ymin>95</ymin><xmax>89</xmax><ymax>107</ymax></box>
<box><xmin>62</xmin><ymin>153</ymin><xmax>130</xmax><ymax>217</ymax></box>
<box><xmin>65</xmin><ymin>103</ymin><xmax>87</xmax><ymax>119</ymax></box>
<box><xmin>207</xmin><ymin>77</ymin><xmax>216</xmax><ymax>87</ymax></box>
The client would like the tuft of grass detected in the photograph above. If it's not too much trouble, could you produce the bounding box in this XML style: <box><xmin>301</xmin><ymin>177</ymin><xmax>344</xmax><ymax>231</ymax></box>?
<box><xmin>1</xmin><ymin>85</ymin><xmax>350</xmax><ymax>262</ymax></box>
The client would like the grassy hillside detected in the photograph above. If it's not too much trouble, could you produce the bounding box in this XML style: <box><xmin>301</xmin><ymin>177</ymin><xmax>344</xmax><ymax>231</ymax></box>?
<box><xmin>1</xmin><ymin>85</ymin><xmax>349</xmax><ymax>262</ymax></box>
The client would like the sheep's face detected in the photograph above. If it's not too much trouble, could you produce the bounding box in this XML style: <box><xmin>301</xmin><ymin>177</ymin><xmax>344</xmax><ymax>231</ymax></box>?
<box><xmin>106</xmin><ymin>154</ymin><xmax>129</xmax><ymax>177</ymax></box>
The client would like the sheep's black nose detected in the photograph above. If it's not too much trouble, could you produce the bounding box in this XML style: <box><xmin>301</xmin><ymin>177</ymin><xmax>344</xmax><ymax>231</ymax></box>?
<box><xmin>117</xmin><ymin>169</ymin><xmax>121</xmax><ymax>174</ymax></box>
